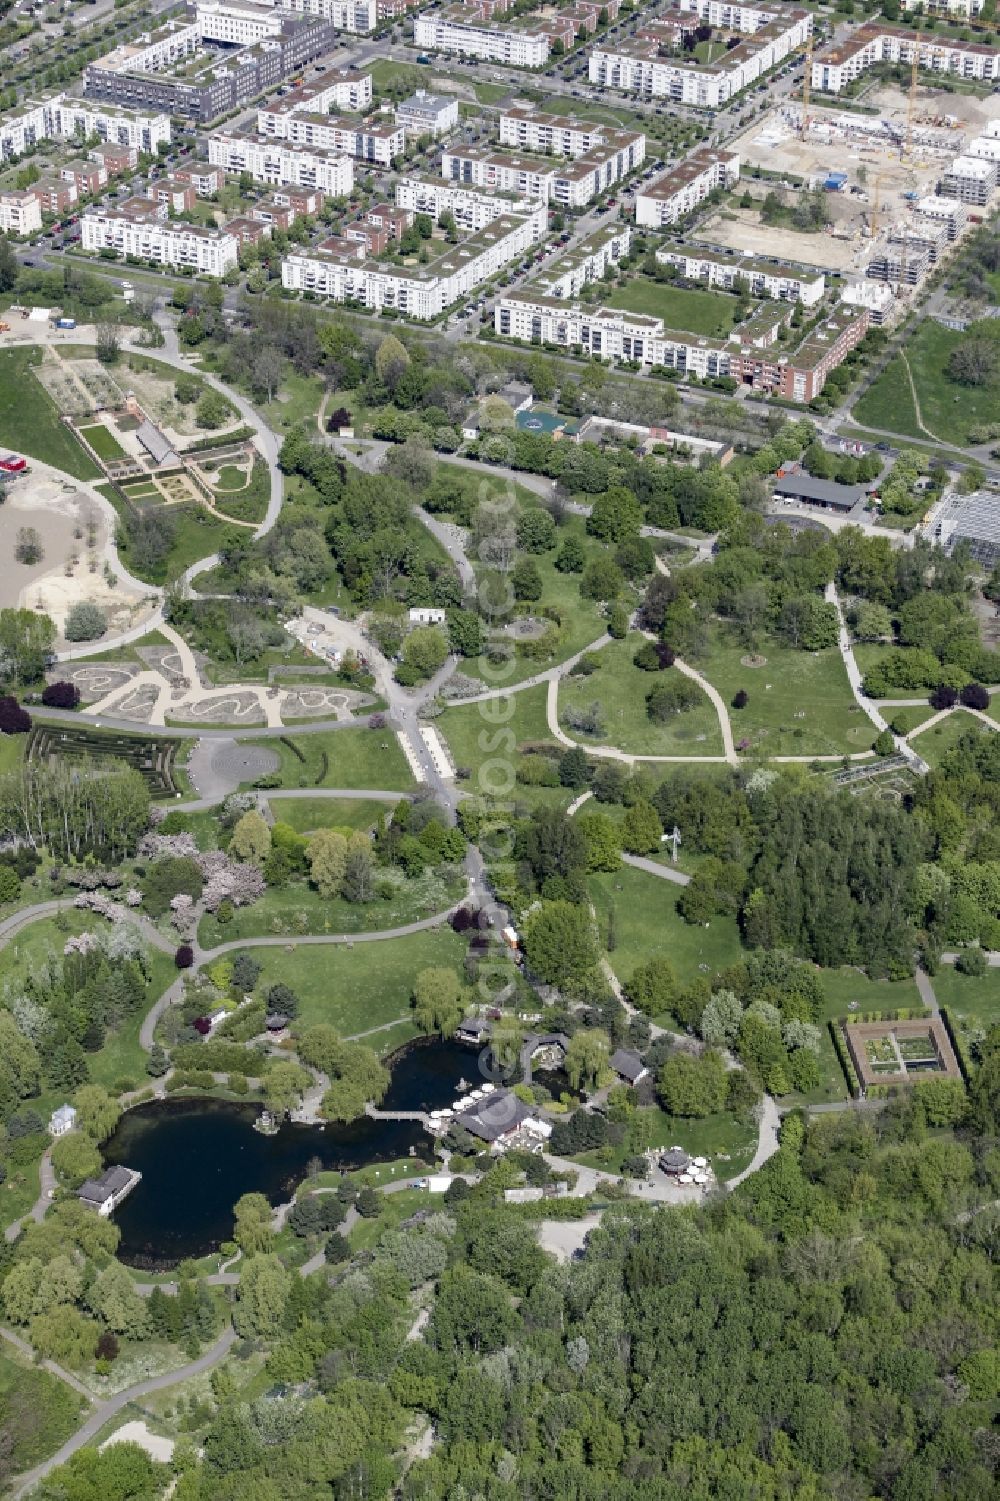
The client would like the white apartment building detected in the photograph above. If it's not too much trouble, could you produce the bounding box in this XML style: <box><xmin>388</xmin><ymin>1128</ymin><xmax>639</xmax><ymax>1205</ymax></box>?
<box><xmin>282</xmin><ymin>204</ymin><xmax>546</xmax><ymax>317</ymax></box>
<box><xmin>442</xmin><ymin>133</ymin><xmax>643</xmax><ymax>208</ymax></box>
<box><xmin>413</xmin><ymin>11</ymin><xmax>550</xmax><ymax>67</ymax></box>
<box><xmin>589</xmin><ymin>8</ymin><xmax>810</xmax><ymax>105</ymax></box>
<box><xmin>529</xmin><ymin>222</ymin><xmax>631</xmax><ymax>299</ymax></box>
<box><xmin>256</xmin><ymin>66</ymin><xmax>372</xmax><ymax>136</ymax></box>
<box><xmin>901</xmin><ymin>0</ymin><xmax>983</xmax><ymax>15</ymax></box>
<box><xmin>209</xmin><ymin>132</ymin><xmax>354</xmax><ymax>194</ymax></box>
<box><xmin>841</xmin><ymin>279</ymin><xmax>895</xmax><ymax>326</ymax></box>
<box><xmin>394</xmin><ymin>174</ymin><xmax>536</xmax><ymax>230</ymax></box>
<box><xmin>0</xmin><ymin>189</ymin><xmax>42</xmax><ymax>235</ymax></box>
<box><xmin>197</xmin><ymin>0</ymin><xmax>286</xmax><ymax>44</ymax></box>
<box><xmin>92</xmin><ymin>18</ymin><xmax>201</xmax><ymax>78</ymax></box>
<box><xmin>499</xmin><ymin>108</ymin><xmax>613</xmax><ymax>157</ymax></box>
<box><xmin>82</xmin><ymin>208</ymin><xmax>239</xmax><ymax>275</ymax></box>
<box><xmin>939</xmin><ymin>154</ymin><xmax>997</xmax><ymax>205</ymax></box>
<box><xmin>812</xmin><ymin>25</ymin><xmax>1000</xmax><ymax>94</ymax></box>
<box><xmin>496</xmin><ymin>294</ymin><xmax>734</xmax><ymax>377</ymax></box>
<box><xmin>656</xmin><ymin>247</ymin><xmax>825</xmax><ymax>306</ymax></box>
<box><xmin>635</xmin><ymin>149</ymin><xmax>740</xmax><ymax>227</ymax></box>
<box><xmin>0</xmin><ymin>95</ymin><xmax>171</xmax><ymax>161</ymax></box>
<box><xmin>395</xmin><ymin>91</ymin><xmax>459</xmax><ymax>138</ymax></box>
<box><xmin>913</xmin><ymin>195</ymin><xmax>967</xmax><ymax>239</ymax></box>
<box><xmin>272</xmin><ymin>113</ymin><xmax>403</xmax><ymax>164</ymax></box>
<box><xmin>278</xmin><ymin>0</ymin><xmax>377</xmax><ymax>29</ymax></box>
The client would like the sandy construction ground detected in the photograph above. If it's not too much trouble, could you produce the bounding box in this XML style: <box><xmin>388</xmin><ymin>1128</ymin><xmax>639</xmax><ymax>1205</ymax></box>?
<box><xmin>693</xmin><ymin>207</ymin><xmax>863</xmax><ymax>271</ymax></box>
<box><xmin>99</xmin><ymin>1419</ymin><xmax>175</xmax><ymax>1463</ymax></box>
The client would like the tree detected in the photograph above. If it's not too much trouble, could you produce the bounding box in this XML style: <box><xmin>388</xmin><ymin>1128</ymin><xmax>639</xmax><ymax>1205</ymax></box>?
<box><xmin>307</xmin><ymin>829</ymin><xmax>348</xmax><ymax>898</ymax></box>
<box><xmin>658</xmin><ymin>1049</ymin><xmax>727</xmax><ymax>1117</ymax></box>
<box><xmin>263</xmin><ymin>1060</ymin><xmax>310</xmax><ymax>1119</ymax></box>
<box><xmin>73</xmin><ymin>1084</ymin><xmax>121</xmax><ymax>1143</ymax></box>
<box><xmin>41</xmin><ymin>681</ymin><xmax>80</xmax><ymax>709</ymax></box>
<box><xmin>64</xmin><ymin>601</ymin><xmax>107</xmax><ymax>642</ymax></box>
<box><xmin>51</xmin><ymin>1130</ymin><xmax>102</xmax><ymax>1187</ymax></box>
<box><xmin>375</xmin><ymin>333</ymin><xmax>410</xmax><ymax>390</ymax></box>
<box><xmin>234</xmin><ymin>1254</ymin><xmax>290</xmax><ymax>1338</ymax></box>
<box><xmin>511</xmin><ymin>557</ymin><xmax>543</xmax><ymax>602</ymax></box>
<box><xmin>403</xmin><ymin>625</ymin><xmax>448</xmax><ymax>679</ymax></box>
<box><xmin>960</xmin><ymin>682</ymin><xmax>990</xmax><ymax>711</ymax></box>
<box><xmin>95</xmin><ymin>323</ymin><xmax>120</xmax><ymax>365</ymax></box>
<box><xmin>516</xmin><ymin>508</ymin><xmax>556</xmax><ymax>553</ymax></box>
<box><xmin>523</xmin><ymin>900</ymin><xmax>598</xmax><ymax>987</ymax></box>
<box><xmin>87</xmin><ymin>1261</ymin><xmax>148</xmax><ymax>1338</ymax></box>
<box><xmin>0</xmin><ymin>237</ymin><xmax>18</xmax><ymax>295</ymax></box>
<box><xmin>230</xmin><ymin>809</ymin><xmax>272</xmax><ymax>865</ymax></box>
<box><xmin>196</xmin><ymin>390</ymin><xmax>233</xmax><ymax>430</ymax></box>
<box><xmin>700</xmin><ymin>990</ymin><xmax>743</xmax><ymax>1048</ymax></box>
<box><xmin>873</xmin><ymin>728</ymin><xmax>895</xmax><ymax>756</ymax></box>
<box><xmin>948</xmin><ymin>338</ymin><xmax>997</xmax><ymax>386</ymax></box>
<box><xmin>383</xmin><ymin>436</ymin><xmax>436</xmax><ymax>492</ymax></box>
<box><xmin>578</xmin><ymin>810</ymin><xmax>621</xmax><ymax>872</ymax></box>
<box><xmin>627</xmin><ymin>957</ymin><xmax>677</xmax><ymax>1018</ymax></box>
<box><xmin>586</xmin><ymin>486</ymin><xmax>643</xmax><ymax>543</ymax></box>
<box><xmin>413</xmin><ymin>966</ymin><xmax>463</xmax><ymax>1035</ymax></box>
<box><xmin>14</xmin><ymin>527</ymin><xmax>42</xmax><ymax>565</ymax></box>
<box><xmin>565</xmin><ymin>1028</ymin><xmax>611</xmax><ymax>1091</ymax></box>
<box><xmin>0</xmin><ymin>608</ymin><xmax>56</xmax><ymax>684</ymax></box>
<box><xmin>646</xmin><ymin>676</ymin><xmax>702</xmax><ymax>722</ymax></box>
<box><xmin>0</xmin><ymin>697</ymin><xmax>31</xmax><ymax>734</ymax></box>
<box><xmin>232</xmin><ymin>1192</ymin><xmax>275</xmax><ymax>1256</ymax></box>
<box><xmin>621</xmin><ymin>799</ymin><xmax>663</xmax><ymax>855</ymax></box>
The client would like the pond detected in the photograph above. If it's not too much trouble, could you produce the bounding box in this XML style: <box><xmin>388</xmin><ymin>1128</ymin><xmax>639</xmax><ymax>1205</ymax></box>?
<box><xmin>103</xmin><ymin>1037</ymin><xmax>500</xmax><ymax>1269</ymax></box>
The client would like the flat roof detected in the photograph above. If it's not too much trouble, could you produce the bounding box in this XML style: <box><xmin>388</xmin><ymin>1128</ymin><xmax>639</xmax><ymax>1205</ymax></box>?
<box><xmin>773</xmin><ymin>474</ymin><xmax>863</xmax><ymax>507</ymax></box>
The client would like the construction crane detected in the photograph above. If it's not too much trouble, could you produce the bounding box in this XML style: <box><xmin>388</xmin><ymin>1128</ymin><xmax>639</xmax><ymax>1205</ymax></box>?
<box><xmin>870</xmin><ymin>172</ymin><xmax>884</xmax><ymax>239</ymax></box>
<box><xmin>905</xmin><ymin>32</ymin><xmax>921</xmax><ymax>160</ymax></box>
<box><xmin>800</xmin><ymin>28</ymin><xmax>813</xmax><ymax>133</ymax></box>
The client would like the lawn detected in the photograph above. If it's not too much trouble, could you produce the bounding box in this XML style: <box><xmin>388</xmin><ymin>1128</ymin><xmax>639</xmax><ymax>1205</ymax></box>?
<box><xmin>589</xmin><ymin>866</ymin><xmax>744</xmax><ymax>997</ymax></box>
<box><xmin>884</xmin><ymin>703</ymin><xmax>939</xmax><ymax>735</ymax></box>
<box><xmin>78</xmin><ymin>422</ymin><xmax>126</xmax><ymax>461</ymax></box>
<box><xmin>197</xmin><ymin>867</ymin><xmax>466</xmax><ymax>947</ymax></box>
<box><xmin>0</xmin><ymin>347</ymin><xmax>101</xmax><ymax>480</ymax></box>
<box><xmin>262</xmin><ymin>371</ymin><xmax>325</xmax><ymax>434</ymax></box>
<box><xmin>604</xmin><ymin>279</ymin><xmax>739</xmax><ymax>337</ymax></box>
<box><xmin>232</xmin><ymin>926</ymin><xmax>467</xmax><ymax>1037</ymax></box>
<box><xmin>559</xmin><ymin>633</ymin><xmax>724</xmax><ymax>756</ymax></box>
<box><xmin>247</xmin><ymin>726</ymin><xmax>415</xmax><ymax>791</ymax></box>
<box><xmin>574</xmin><ymin>1103</ymin><xmax>756</xmax><ymax>1177</ymax></box>
<box><xmin>699</xmin><ymin>629</ymin><xmax>871</xmax><ymax>757</ymax></box>
<box><xmin>437</xmin><ymin>682</ymin><xmax>575</xmax><ymax>809</ymax></box>
<box><xmin>0</xmin><ymin>1349</ymin><xmax>86</xmax><ymax>1473</ymax></box>
<box><xmin>793</xmin><ymin>966</ymin><xmax>925</xmax><ymax>1106</ymax></box>
<box><xmin>210</xmin><ymin>456</ymin><xmax>269</xmax><ymax>525</ymax></box>
<box><xmin>0</xmin><ymin>730</ymin><xmax>25</xmax><ymax>775</ymax></box>
<box><xmin>266</xmin><ymin>796</ymin><xmax>397</xmax><ymax>834</ymax></box>
<box><xmin>932</xmin><ymin>964</ymin><xmax>999</xmax><ymax>1050</ymax></box>
<box><xmin>105</xmin><ymin>489</ymin><xmax>243</xmax><ymax>587</ymax></box>
<box><xmin>854</xmin><ymin>319</ymin><xmax>1000</xmax><ymax>447</ymax></box>
<box><xmin>907</xmin><ymin>710</ymin><xmax>996</xmax><ymax>768</ymax></box>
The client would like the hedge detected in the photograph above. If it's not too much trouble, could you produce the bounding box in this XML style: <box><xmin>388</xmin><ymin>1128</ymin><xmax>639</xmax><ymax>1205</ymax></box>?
<box><xmin>939</xmin><ymin>1007</ymin><xmax>974</xmax><ymax>1084</ymax></box>
<box><xmin>172</xmin><ymin>1040</ymin><xmax>269</xmax><ymax>1075</ymax></box>
<box><xmin>829</xmin><ymin>1020</ymin><xmax>860</xmax><ymax>1099</ymax></box>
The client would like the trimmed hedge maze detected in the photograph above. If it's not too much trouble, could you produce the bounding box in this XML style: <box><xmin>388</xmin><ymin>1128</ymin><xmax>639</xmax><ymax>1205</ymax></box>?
<box><xmin>27</xmin><ymin>723</ymin><xmax>181</xmax><ymax>798</ymax></box>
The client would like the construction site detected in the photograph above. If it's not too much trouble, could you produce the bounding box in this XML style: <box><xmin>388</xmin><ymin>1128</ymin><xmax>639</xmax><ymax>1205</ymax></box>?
<box><xmin>698</xmin><ymin>46</ymin><xmax>1000</xmax><ymax>281</ymax></box>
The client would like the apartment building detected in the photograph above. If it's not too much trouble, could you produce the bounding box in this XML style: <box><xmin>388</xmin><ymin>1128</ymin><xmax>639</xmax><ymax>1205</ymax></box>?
<box><xmin>841</xmin><ymin>278</ymin><xmax>895</xmax><ymax>326</ymax></box>
<box><xmin>812</xmin><ymin>25</ymin><xmax>1000</xmax><ymax>94</ymax></box>
<box><xmin>82</xmin><ymin>207</ymin><xmax>239</xmax><ymax>275</ymax></box>
<box><xmin>0</xmin><ymin>190</ymin><xmax>42</xmax><ymax>236</ymax></box>
<box><xmin>366</xmin><ymin>203</ymin><xmax>414</xmax><ymax>238</ymax></box>
<box><xmin>528</xmin><ymin>222</ymin><xmax>632</xmax><ymax>299</ymax></box>
<box><xmin>267</xmin><ymin>113</ymin><xmax>403</xmax><ymax>164</ymax></box>
<box><xmin>442</xmin><ymin>130</ymin><xmax>643</xmax><ymax>208</ymax></box>
<box><xmin>866</xmin><ymin>237</ymin><xmax>932</xmax><ymax>287</ymax></box>
<box><xmin>171</xmin><ymin>161</ymin><xmax>225</xmax><ymax>196</ymax></box>
<box><xmin>413</xmin><ymin>9</ymin><xmax>551</xmax><ymax>66</ymax></box>
<box><xmin>85</xmin><ymin>5</ymin><xmax>336</xmax><ymax>123</ymax></box>
<box><xmin>589</xmin><ymin>6</ymin><xmax>810</xmax><ymax>104</ymax></box>
<box><xmin>209</xmin><ymin>133</ymin><xmax>355</xmax><ymax>194</ymax></box>
<box><xmin>278</xmin><ymin>0</ymin><xmax>419</xmax><ymax>28</ymax></box>
<box><xmin>395</xmin><ymin>91</ymin><xmax>460</xmax><ymax>138</ymax></box>
<box><xmin>61</xmin><ymin>159</ymin><xmax>107</xmax><ymax>197</ymax></box>
<box><xmin>282</xmin><ymin>203</ymin><xmax>546</xmax><ymax>317</ymax></box>
<box><xmin>656</xmin><ymin>246</ymin><xmax>825</xmax><ymax>306</ymax></box>
<box><xmin>32</xmin><ymin>179</ymin><xmax>78</xmax><ymax>215</ymax></box>
<box><xmin>0</xmin><ymin>95</ymin><xmax>170</xmax><ymax>161</ymax></box>
<box><xmin>913</xmin><ymin>195</ymin><xmax>967</xmax><ymax>239</ymax></box>
<box><xmin>495</xmin><ymin>293</ymin><xmax>867</xmax><ymax>401</ymax></box>
<box><xmin>499</xmin><ymin>107</ymin><xmax>612</xmax><ymax>157</ymax></box>
<box><xmin>154</xmin><ymin>178</ymin><xmax>198</xmax><ymax>214</ymax></box>
<box><xmin>635</xmin><ymin>149</ymin><xmax>740</xmax><ymax>227</ymax></box>
<box><xmin>394</xmin><ymin>174</ymin><xmax>536</xmax><ymax>231</ymax></box>
<box><xmin>256</xmin><ymin>67</ymin><xmax>372</xmax><ymax>138</ymax></box>
<box><xmin>939</xmin><ymin>153</ymin><xmax>997</xmax><ymax>205</ymax></box>
<box><xmin>89</xmin><ymin>141</ymin><xmax>139</xmax><ymax>176</ymax></box>
<box><xmin>901</xmin><ymin>0</ymin><xmax>983</xmax><ymax>12</ymax></box>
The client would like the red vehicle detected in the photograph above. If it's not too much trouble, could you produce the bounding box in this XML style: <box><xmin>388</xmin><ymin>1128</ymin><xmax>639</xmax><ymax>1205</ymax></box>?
<box><xmin>0</xmin><ymin>455</ymin><xmax>27</xmax><ymax>473</ymax></box>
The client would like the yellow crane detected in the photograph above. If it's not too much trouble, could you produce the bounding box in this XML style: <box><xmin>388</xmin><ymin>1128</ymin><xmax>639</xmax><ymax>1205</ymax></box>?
<box><xmin>801</xmin><ymin>28</ymin><xmax>813</xmax><ymax>133</ymax></box>
<box><xmin>870</xmin><ymin>172</ymin><xmax>884</xmax><ymax>238</ymax></box>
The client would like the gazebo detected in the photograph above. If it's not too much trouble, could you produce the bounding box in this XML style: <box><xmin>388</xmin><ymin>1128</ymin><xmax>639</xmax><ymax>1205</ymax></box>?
<box><xmin>659</xmin><ymin>1146</ymin><xmax>691</xmax><ymax>1176</ymax></box>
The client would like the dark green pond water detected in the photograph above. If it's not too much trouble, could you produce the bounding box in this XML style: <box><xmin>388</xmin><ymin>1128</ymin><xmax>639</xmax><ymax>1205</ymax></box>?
<box><xmin>103</xmin><ymin>1038</ymin><xmax>495</xmax><ymax>1268</ymax></box>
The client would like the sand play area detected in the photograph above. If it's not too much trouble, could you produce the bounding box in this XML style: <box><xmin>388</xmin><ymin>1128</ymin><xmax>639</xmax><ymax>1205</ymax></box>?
<box><xmin>2</xmin><ymin>468</ymin><xmax>152</xmax><ymax>640</ymax></box>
